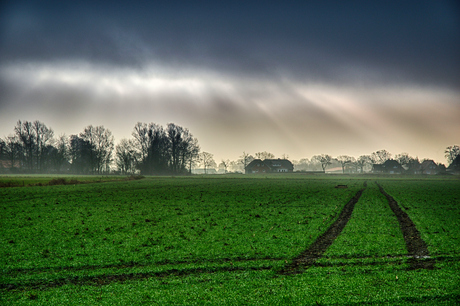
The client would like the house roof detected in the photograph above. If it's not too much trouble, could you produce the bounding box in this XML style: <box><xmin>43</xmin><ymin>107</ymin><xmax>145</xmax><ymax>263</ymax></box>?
<box><xmin>383</xmin><ymin>160</ymin><xmax>403</xmax><ymax>168</ymax></box>
<box><xmin>372</xmin><ymin>160</ymin><xmax>403</xmax><ymax>171</ymax></box>
<box><xmin>420</xmin><ymin>159</ymin><xmax>437</xmax><ymax>170</ymax></box>
<box><xmin>246</xmin><ymin>159</ymin><xmax>293</xmax><ymax>170</ymax></box>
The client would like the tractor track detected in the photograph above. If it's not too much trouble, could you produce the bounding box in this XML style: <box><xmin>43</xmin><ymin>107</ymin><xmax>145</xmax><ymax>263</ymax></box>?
<box><xmin>377</xmin><ymin>182</ymin><xmax>435</xmax><ymax>270</ymax></box>
<box><xmin>279</xmin><ymin>187</ymin><xmax>365</xmax><ymax>274</ymax></box>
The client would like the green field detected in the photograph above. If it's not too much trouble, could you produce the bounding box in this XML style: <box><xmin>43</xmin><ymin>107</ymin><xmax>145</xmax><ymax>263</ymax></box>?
<box><xmin>0</xmin><ymin>175</ymin><xmax>138</xmax><ymax>188</ymax></box>
<box><xmin>1</xmin><ymin>175</ymin><xmax>459</xmax><ymax>305</ymax></box>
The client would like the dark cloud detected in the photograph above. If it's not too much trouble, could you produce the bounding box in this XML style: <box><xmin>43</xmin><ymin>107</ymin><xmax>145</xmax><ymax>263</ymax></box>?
<box><xmin>1</xmin><ymin>1</ymin><xmax>459</xmax><ymax>87</ymax></box>
<box><xmin>1</xmin><ymin>1</ymin><xmax>459</xmax><ymax>163</ymax></box>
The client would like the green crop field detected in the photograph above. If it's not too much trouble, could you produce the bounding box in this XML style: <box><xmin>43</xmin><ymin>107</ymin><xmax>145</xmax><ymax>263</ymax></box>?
<box><xmin>1</xmin><ymin>175</ymin><xmax>459</xmax><ymax>305</ymax></box>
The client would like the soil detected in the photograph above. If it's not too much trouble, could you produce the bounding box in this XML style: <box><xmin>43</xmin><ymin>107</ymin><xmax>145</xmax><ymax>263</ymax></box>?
<box><xmin>279</xmin><ymin>188</ymin><xmax>365</xmax><ymax>274</ymax></box>
<box><xmin>377</xmin><ymin>183</ymin><xmax>435</xmax><ymax>270</ymax></box>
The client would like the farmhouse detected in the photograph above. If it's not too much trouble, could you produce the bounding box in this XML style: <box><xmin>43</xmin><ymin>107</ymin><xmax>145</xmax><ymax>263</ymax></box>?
<box><xmin>420</xmin><ymin>159</ymin><xmax>438</xmax><ymax>175</ymax></box>
<box><xmin>372</xmin><ymin>160</ymin><xmax>404</xmax><ymax>174</ymax></box>
<box><xmin>245</xmin><ymin>159</ymin><xmax>294</xmax><ymax>174</ymax></box>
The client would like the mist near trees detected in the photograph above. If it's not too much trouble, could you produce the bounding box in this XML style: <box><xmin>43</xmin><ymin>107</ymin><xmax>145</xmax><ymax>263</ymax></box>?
<box><xmin>0</xmin><ymin>120</ymin><xmax>458</xmax><ymax>175</ymax></box>
<box><xmin>0</xmin><ymin>120</ymin><xmax>200</xmax><ymax>175</ymax></box>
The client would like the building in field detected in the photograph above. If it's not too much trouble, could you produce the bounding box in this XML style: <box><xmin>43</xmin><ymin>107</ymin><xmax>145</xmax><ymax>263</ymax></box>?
<box><xmin>372</xmin><ymin>159</ymin><xmax>404</xmax><ymax>174</ymax></box>
<box><xmin>420</xmin><ymin>159</ymin><xmax>438</xmax><ymax>175</ymax></box>
<box><xmin>245</xmin><ymin>159</ymin><xmax>294</xmax><ymax>174</ymax></box>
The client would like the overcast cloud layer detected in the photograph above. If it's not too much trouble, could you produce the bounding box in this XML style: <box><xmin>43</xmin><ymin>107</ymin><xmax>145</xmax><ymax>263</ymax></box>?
<box><xmin>1</xmin><ymin>0</ymin><xmax>459</xmax><ymax>163</ymax></box>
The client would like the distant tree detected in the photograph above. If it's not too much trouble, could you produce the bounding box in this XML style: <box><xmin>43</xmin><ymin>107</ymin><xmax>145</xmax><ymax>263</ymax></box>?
<box><xmin>293</xmin><ymin>158</ymin><xmax>310</xmax><ymax>171</ymax></box>
<box><xmin>167</xmin><ymin>123</ymin><xmax>184</xmax><ymax>173</ymax></box>
<box><xmin>312</xmin><ymin>154</ymin><xmax>332</xmax><ymax>172</ymax></box>
<box><xmin>46</xmin><ymin>135</ymin><xmax>69</xmax><ymax>172</ymax></box>
<box><xmin>445</xmin><ymin>145</ymin><xmax>460</xmax><ymax>165</ymax></box>
<box><xmin>371</xmin><ymin>150</ymin><xmax>392</xmax><ymax>164</ymax></box>
<box><xmin>0</xmin><ymin>138</ymin><xmax>5</xmax><ymax>165</ymax></box>
<box><xmin>356</xmin><ymin>155</ymin><xmax>373</xmax><ymax>173</ymax></box>
<box><xmin>3</xmin><ymin>135</ymin><xmax>22</xmax><ymax>171</ymax></box>
<box><xmin>183</xmin><ymin>136</ymin><xmax>200</xmax><ymax>174</ymax></box>
<box><xmin>239</xmin><ymin>151</ymin><xmax>254</xmax><ymax>171</ymax></box>
<box><xmin>394</xmin><ymin>152</ymin><xmax>412</xmax><ymax>168</ymax></box>
<box><xmin>437</xmin><ymin>163</ymin><xmax>447</xmax><ymax>173</ymax></box>
<box><xmin>14</xmin><ymin>120</ymin><xmax>36</xmax><ymax>171</ymax></box>
<box><xmin>199</xmin><ymin>152</ymin><xmax>216</xmax><ymax>174</ymax></box>
<box><xmin>281</xmin><ymin>153</ymin><xmax>289</xmax><ymax>160</ymax></box>
<box><xmin>255</xmin><ymin>151</ymin><xmax>275</xmax><ymax>160</ymax></box>
<box><xmin>80</xmin><ymin>125</ymin><xmax>114</xmax><ymax>174</ymax></box>
<box><xmin>131</xmin><ymin>122</ymin><xmax>199</xmax><ymax>175</ymax></box>
<box><xmin>132</xmin><ymin>122</ymin><xmax>150</xmax><ymax>165</ymax></box>
<box><xmin>145</xmin><ymin>123</ymin><xmax>169</xmax><ymax>174</ymax></box>
<box><xmin>336</xmin><ymin>155</ymin><xmax>354</xmax><ymax>174</ymax></box>
<box><xmin>167</xmin><ymin>123</ymin><xmax>200</xmax><ymax>174</ymax></box>
<box><xmin>32</xmin><ymin>120</ymin><xmax>54</xmax><ymax>172</ymax></box>
<box><xmin>69</xmin><ymin>135</ymin><xmax>93</xmax><ymax>174</ymax></box>
<box><xmin>115</xmin><ymin>139</ymin><xmax>138</xmax><ymax>174</ymax></box>
<box><xmin>406</xmin><ymin>157</ymin><xmax>421</xmax><ymax>174</ymax></box>
<box><xmin>228</xmin><ymin>160</ymin><xmax>242</xmax><ymax>173</ymax></box>
<box><xmin>219</xmin><ymin>159</ymin><xmax>230</xmax><ymax>173</ymax></box>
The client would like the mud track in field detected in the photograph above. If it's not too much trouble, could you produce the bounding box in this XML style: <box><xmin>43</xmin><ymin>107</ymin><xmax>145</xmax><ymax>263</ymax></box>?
<box><xmin>1</xmin><ymin>265</ymin><xmax>273</xmax><ymax>291</ymax></box>
<box><xmin>279</xmin><ymin>188</ymin><xmax>365</xmax><ymax>274</ymax></box>
<box><xmin>377</xmin><ymin>183</ymin><xmax>435</xmax><ymax>270</ymax></box>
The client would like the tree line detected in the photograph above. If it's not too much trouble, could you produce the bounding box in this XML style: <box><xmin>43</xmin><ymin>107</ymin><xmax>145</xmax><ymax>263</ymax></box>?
<box><xmin>217</xmin><ymin>148</ymin><xmax>459</xmax><ymax>174</ymax></box>
<box><xmin>1</xmin><ymin>120</ymin><xmax>458</xmax><ymax>175</ymax></box>
<box><xmin>0</xmin><ymin>120</ymin><xmax>204</xmax><ymax>175</ymax></box>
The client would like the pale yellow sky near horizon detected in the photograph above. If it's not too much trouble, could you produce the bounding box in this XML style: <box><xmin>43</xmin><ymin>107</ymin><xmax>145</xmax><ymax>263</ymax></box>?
<box><xmin>0</xmin><ymin>62</ymin><xmax>459</xmax><ymax>165</ymax></box>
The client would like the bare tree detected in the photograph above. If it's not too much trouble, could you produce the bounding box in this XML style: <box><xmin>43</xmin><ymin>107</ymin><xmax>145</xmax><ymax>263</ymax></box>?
<box><xmin>219</xmin><ymin>159</ymin><xmax>230</xmax><ymax>173</ymax></box>
<box><xmin>394</xmin><ymin>153</ymin><xmax>412</xmax><ymax>168</ymax></box>
<box><xmin>80</xmin><ymin>125</ymin><xmax>114</xmax><ymax>174</ymax></box>
<box><xmin>14</xmin><ymin>120</ymin><xmax>35</xmax><ymax>171</ymax></box>
<box><xmin>3</xmin><ymin>135</ymin><xmax>22</xmax><ymax>171</ymax></box>
<box><xmin>445</xmin><ymin>145</ymin><xmax>460</xmax><ymax>165</ymax></box>
<box><xmin>356</xmin><ymin>155</ymin><xmax>372</xmax><ymax>173</ymax></box>
<box><xmin>33</xmin><ymin>120</ymin><xmax>54</xmax><ymax>172</ymax></box>
<box><xmin>170</xmin><ymin>124</ymin><xmax>200</xmax><ymax>174</ymax></box>
<box><xmin>48</xmin><ymin>134</ymin><xmax>69</xmax><ymax>172</ymax></box>
<box><xmin>255</xmin><ymin>151</ymin><xmax>275</xmax><ymax>160</ymax></box>
<box><xmin>0</xmin><ymin>138</ymin><xmax>5</xmax><ymax>167</ymax></box>
<box><xmin>312</xmin><ymin>154</ymin><xmax>332</xmax><ymax>172</ymax></box>
<box><xmin>69</xmin><ymin>135</ymin><xmax>93</xmax><ymax>174</ymax></box>
<box><xmin>132</xmin><ymin>122</ymin><xmax>150</xmax><ymax>163</ymax></box>
<box><xmin>239</xmin><ymin>151</ymin><xmax>254</xmax><ymax>172</ymax></box>
<box><xmin>293</xmin><ymin>158</ymin><xmax>310</xmax><ymax>171</ymax></box>
<box><xmin>228</xmin><ymin>160</ymin><xmax>242</xmax><ymax>173</ymax></box>
<box><xmin>199</xmin><ymin>152</ymin><xmax>216</xmax><ymax>174</ymax></box>
<box><xmin>371</xmin><ymin>149</ymin><xmax>392</xmax><ymax>164</ymax></box>
<box><xmin>336</xmin><ymin>155</ymin><xmax>354</xmax><ymax>174</ymax></box>
<box><xmin>115</xmin><ymin>139</ymin><xmax>138</xmax><ymax>174</ymax></box>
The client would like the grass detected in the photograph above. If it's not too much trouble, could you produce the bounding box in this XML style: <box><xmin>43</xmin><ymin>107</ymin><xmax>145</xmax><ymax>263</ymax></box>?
<box><xmin>323</xmin><ymin>182</ymin><xmax>407</xmax><ymax>258</ymax></box>
<box><xmin>378</xmin><ymin>179</ymin><xmax>460</xmax><ymax>256</ymax></box>
<box><xmin>1</xmin><ymin>175</ymin><xmax>460</xmax><ymax>305</ymax></box>
<box><xmin>0</xmin><ymin>174</ymin><xmax>132</xmax><ymax>187</ymax></box>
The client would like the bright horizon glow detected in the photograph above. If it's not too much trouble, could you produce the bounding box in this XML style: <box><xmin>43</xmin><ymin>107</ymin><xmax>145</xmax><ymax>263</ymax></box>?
<box><xmin>1</xmin><ymin>61</ymin><xmax>459</xmax><ymax>164</ymax></box>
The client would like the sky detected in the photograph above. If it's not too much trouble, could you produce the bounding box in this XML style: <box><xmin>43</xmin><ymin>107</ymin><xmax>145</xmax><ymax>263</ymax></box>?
<box><xmin>1</xmin><ymin>0</ymin><xmax>459</xmax><ymax>164</ymax></box>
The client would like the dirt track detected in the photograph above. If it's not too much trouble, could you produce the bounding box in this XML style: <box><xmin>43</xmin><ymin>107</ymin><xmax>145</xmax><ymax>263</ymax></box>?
<box><xmin>280</xmin><ymin>188</ymin><xmax>365</xmax><ymax>274</ymax></box>
<box><xmin>281</xmin><ymin>181</ymin><xmax>435</xmax><ymax>274</ymax></box>
<box><xmin>377</xmin><ymin>183</ymin><xmax>435</xmax><ymax>270</ymax></box>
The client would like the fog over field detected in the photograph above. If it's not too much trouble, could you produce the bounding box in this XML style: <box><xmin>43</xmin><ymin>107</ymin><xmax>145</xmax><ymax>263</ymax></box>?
<box><xmin>1</xmin><ymin>1</ymin><xmax>459</xmax><ymax>163</ymax></box>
